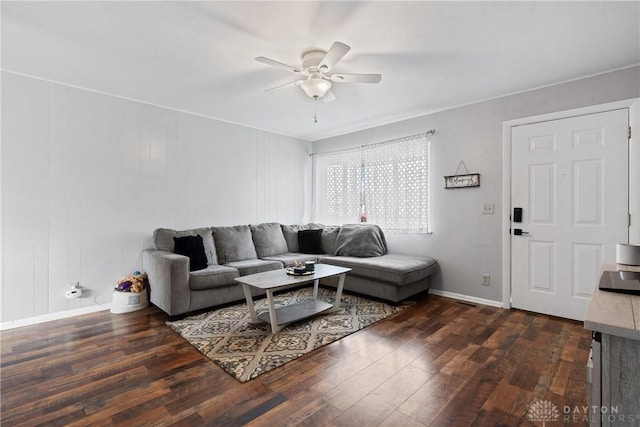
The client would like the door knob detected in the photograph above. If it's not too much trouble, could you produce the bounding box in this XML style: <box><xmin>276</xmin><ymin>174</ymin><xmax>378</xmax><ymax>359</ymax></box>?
<box><xmin>513</xmin><ymin>228</ymin><xmax>529</xmax><ymax>236</ymax></box>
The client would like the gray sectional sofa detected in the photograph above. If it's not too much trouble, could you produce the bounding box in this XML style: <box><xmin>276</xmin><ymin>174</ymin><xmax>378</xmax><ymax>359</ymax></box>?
<box><xmin>142</xmin><ymin>222</ymin><xmax>438</xmax><ymax>317</ymax></box>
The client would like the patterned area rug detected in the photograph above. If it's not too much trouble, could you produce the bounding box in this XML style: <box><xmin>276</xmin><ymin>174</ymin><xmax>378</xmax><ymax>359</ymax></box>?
<box><xmin>167</xmin><ymin>287</ymin><xmax>411</xmax><ymax>382</ymax></box>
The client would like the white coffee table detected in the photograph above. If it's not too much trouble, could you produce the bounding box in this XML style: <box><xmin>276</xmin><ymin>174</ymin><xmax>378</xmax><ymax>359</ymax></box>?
<box><xmin>234</xmin><ymin>264</ymin><xmax>351</xmax><ymax>334</ymax></box>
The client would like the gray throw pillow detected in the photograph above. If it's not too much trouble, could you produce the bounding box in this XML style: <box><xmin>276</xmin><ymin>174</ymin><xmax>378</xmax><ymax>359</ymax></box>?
<box><xmin>251</xmin><ymin>223</ymin><xmax>288</xmax><ymax>257</ymax></box>
<box><xmin>321</xmin><ymin>226</ymin><xmax>341</xmax><ymax>255</ymax></box>
<box><xmin>153</xmin><ymin>227</ymin><xmax>218</xmax><ymax>265</ymax></box>
<box><xmin>212</xmin><ymin>225</ymin><xmax>258</xmax><ymax>264</ymax></box>
<box><xmin>334</xmin><ymin>224</ymin><xmax>388</xmax><ymax>257</ymax></box>
<box><xmin>281</xmin><ymin>224</ymin><xmax>301</xmax><ymax>252</ymax></box>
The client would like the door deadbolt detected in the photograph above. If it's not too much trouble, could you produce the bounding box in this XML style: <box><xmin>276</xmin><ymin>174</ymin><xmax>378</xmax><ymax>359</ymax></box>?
<box><xmin>513</xmin><ymin>208</ymin><xmax>522</xmax><ymax>223</ymax></box>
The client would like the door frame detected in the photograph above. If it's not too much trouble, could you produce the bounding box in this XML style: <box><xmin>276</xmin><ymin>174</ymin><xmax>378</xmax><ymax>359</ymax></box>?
<box><xmin>501</xmin><ymin>98</ymin><xmax>639</xmax><ymax>309</ymax></box>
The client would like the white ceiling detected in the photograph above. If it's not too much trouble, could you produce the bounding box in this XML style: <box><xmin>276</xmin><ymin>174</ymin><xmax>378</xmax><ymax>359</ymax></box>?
<box><xmin>2</xmin><ymin>1</ymin><xmax>639</xmax><ymax>141</ymax></box>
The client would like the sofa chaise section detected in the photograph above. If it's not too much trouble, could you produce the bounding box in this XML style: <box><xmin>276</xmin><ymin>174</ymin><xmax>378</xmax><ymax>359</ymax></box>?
<box><xmin>314</xmin><ymin>223</ymin><xmax>437</xmax><ymax>302</ymax></box>
<box><xmin>320</xmin><ymin>254</ymin><xmax>438</xmax><ymax>303</ymax></box>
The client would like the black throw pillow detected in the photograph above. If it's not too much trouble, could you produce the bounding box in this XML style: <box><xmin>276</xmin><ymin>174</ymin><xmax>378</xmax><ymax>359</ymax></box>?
<box><xmin>298</xmin><ymin>229</ymin><xmax>325</xmax><ymax>254</ymax></box>
<box><xmin>173</xmin><ymin>235</ymin><xmax>208</xmax><ymax>271</ymax></box>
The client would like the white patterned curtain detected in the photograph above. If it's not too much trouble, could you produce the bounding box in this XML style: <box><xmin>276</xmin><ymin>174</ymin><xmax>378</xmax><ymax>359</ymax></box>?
<box><xmin>313</xmin><ymin>147</ymin><xmax>362</xmax><ymax>225</ymax></box>
<box><xmin>313</xmin><ymin>133</ymin><xmax>430</xmax><ymax>233</ymax></box>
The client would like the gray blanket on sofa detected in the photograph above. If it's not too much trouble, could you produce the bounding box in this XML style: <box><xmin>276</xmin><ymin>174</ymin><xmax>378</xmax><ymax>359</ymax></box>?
<box><xmin>334</xmin><ymin>224</ymin><xmax>388</xmax><ymax>257</ymax></box>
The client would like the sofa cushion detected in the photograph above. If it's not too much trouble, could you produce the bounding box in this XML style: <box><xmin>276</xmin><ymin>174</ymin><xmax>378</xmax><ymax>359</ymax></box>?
<box><xmin>212</xmin><ymin>225</ymin><xmax>258</xmax><ymax>264</ymax></box>
<box><xmin>224</xmin><ymin>259</ymin><xmax>283</xmax><ymax>276</ymax></box>
<box><xmin>321</xmin><ymin>226</ymin><xmax>341</xmax><ymax>255</ymax></box>
<box><xmin>335</xmin><ymin>224</ymin><xmax>387</xmax><ymax>257</ymax></box>
<box><xmin>281</xmin><ymin>223</ymin><xmax>323</xmax><ymax>252</ymax></box>
<box><xmin>251</xmin><ymin>222</ymin><xmax>288</xmax><ymax>258</ymax></box>
<box><xmin>173</xmin><ymin>235</ymin><xmax>208</xmax><ymax>272</ymax></box>
<box><xmin>298</xmin><ymin>229</ymin><xmax>325</xmax><ymax>254</ymax></box>
<box><xmin>320</xmin><ymin>254</ymin><xmax>437</xmax><ymax>286</ymax></box>
<box><xmin>281</xmin><ymin>225</ymin><xmax>301</xmax><ymax>252</ymax></box>
<box><xmin>154</xmin><ymin>227</ymin><xmax>218</xmax><ymax>265</ymax></box>
<box><xmin>189</xmin><ymin>265</ymin><xmax>240</xmax><ymax>290</ymax></box>
<box><xmin>261</xmin><ymin>252</ymin><xmax>320</xmax><ymax>267</ymax></box>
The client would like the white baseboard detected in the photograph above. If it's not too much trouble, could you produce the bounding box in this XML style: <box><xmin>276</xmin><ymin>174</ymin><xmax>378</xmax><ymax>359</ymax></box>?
<box><xmin>0</xmin><ymin>304</ymin><xmax>112</xmax><ymax>331</ymax></box>
<box><xmin>428</xmin><ymin>289</ymin><xmax>504</xmax><ymax>308</ymax></box>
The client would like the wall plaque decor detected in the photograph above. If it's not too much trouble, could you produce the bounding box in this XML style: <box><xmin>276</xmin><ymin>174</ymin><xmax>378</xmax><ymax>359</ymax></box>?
<box><xmin>444</xmin><ymin>161</ymin><xmax>480</xmax><ymax>189</ymax></box>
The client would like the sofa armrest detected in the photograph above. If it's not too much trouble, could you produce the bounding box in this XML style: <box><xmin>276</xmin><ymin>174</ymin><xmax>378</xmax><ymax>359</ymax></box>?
<box><xmin>142</xmin><ymin>249</ymin><xmax>190</xmax><ymax>316</ymax></box>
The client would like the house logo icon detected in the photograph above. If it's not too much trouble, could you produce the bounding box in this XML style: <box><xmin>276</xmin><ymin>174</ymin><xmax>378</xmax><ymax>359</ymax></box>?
<box><xmin>527</xmin><ymin>400</ymin><xmax>560</xmax><ymax>426</ymax></box>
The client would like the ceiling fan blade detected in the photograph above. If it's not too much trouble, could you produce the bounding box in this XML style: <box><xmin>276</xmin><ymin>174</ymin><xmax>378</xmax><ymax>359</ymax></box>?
<box><xmin>331</xmin><ymin>73</ymin><xmax>382</xmax><ymax>84</ymax></box>
<box><xmin>255</xmin><ymin>56</ymin><xmax>303</xmax><ymax>74</ymax></box>
<box><xmin>318</xmin><ymin>41</ymin><xmax>351</xmax><ymax>71</ymax></box>
<box><xmin>265</xmin><ymin>78</ymin><xmax>304</xmax><ymax>92</ymax></box>
<box><xmin>322</xmin><ymin>89</ymin><xmax>336</xmax><ymax>102</ymax></box>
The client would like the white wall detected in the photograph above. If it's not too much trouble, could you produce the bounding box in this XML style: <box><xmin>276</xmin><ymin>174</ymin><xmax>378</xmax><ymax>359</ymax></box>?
<box><xmin>1</xmin><ymin>71</ymin><xmax>312</xmax><ymax>323</ymax></box>
<box><xmin>313</xmin><ymin>66</ymin><xmax>640</xmax><ymax>304</ymax></box>
<box><xmin>2</xmin><ymin>67</ymin><xmax>638</xmax><ymax>324</ymax></box>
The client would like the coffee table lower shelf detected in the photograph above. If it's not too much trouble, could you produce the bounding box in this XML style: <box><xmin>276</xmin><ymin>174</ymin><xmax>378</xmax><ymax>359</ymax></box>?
<box><xmin>235</xmin><ymin>264</ymin><xmax>351</xmax><ymax>334</ymax></box>
<box><xmin>257</xmin><ymin>300</ymin><xmax>333</xmax><ymax>327</ymax></box>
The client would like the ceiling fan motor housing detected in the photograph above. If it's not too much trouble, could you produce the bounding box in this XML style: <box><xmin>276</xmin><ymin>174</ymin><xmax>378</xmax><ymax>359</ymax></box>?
<box><xmin>302</xmin><ymin>50</ymin><xmax>327</xmax><ymax>72</ymax></box>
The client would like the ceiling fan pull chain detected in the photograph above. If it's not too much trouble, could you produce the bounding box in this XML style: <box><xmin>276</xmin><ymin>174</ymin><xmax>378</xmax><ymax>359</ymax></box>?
<box><xmin>313</xmin><ymin>97</ymin><xmax>318</xmax><ymax>123</ymax></box>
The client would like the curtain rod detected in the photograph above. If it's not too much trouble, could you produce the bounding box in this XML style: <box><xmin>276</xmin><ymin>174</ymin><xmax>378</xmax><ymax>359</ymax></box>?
<box><xmin>309</xmin><ymin>129</ymin><xmax>436</xmax><ymax>157</ymax></box>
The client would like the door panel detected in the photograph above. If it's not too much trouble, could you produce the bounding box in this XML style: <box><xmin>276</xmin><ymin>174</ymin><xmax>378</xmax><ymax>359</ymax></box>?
<box><xmin>511</xmin><ymin>109</ymin><xmax>628</xmax><ymax>320</ymax></box>
<box><xmin>529</xmin><ymin>240</ymin><xmax>555</xmax><ymax>292</ymax></box>
<box><xmin>572</xmin><ymin>243</ymin><xmax>603</xmax><ymax>298</ymax></box>
<box><xmin>573</xmin><ymin>159</ymin><xmax>602</xmax><ymax>225</ymax></box>
<box><xmin>530</xmin><ymin>163</ymin><xmax>556</xmax><ymax>223</ymax></box>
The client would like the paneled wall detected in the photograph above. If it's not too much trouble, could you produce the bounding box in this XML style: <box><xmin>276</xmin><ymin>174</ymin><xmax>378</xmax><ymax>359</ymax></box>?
<box><xmin>1</xmin><ymin>72</ymin><xmax>311</xmax><ymax>323</ymax></box>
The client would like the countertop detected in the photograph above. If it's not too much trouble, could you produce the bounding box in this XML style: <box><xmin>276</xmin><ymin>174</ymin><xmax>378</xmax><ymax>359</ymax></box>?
<box><xmin>584</xmin><ymin>263</ymin><xmax>640</xmax><ymax>340</ymax></box>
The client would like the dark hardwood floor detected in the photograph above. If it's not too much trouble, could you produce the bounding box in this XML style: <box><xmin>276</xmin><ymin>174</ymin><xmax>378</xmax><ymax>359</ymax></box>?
<box><xmin>1</xmin><ymin>292</ymin><xmax>591</xmax><ymax>426</ymax></box>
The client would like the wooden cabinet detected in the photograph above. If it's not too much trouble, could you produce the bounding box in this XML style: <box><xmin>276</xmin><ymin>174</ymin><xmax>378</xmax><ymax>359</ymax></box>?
<box><xmin>600</xmin><ymin>334</ymin><xmax>640</xmax><ymax>425</ymax></box>
<box><xmin>585</xmin><ymin>265</ymin><xmax>640</xmax><ymax>426</ymax></box>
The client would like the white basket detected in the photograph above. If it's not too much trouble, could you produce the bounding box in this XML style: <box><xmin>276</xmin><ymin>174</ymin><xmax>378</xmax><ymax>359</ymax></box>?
<box><xmin>110</xmin><ymin>287</ymin><xmax>149</xmax><ymax>314</ymax></box>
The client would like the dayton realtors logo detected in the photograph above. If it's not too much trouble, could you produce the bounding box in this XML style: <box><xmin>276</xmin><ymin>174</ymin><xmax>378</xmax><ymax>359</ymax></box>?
<box><xmin>527</xmin><ymin>400</ymin><xmax>560</xmax><ymax>426</ymax></box>
<box><xmin>527</xmin><ymin>400</ymin><xmax>637</xmax><ymax>425</ymax></box>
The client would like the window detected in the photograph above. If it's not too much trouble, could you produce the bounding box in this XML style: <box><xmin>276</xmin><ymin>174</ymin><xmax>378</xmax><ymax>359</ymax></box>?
<box><xmin>313</xmin><ymin>133</ymin><xmax>431</xmax><ymax>233</ymax></box>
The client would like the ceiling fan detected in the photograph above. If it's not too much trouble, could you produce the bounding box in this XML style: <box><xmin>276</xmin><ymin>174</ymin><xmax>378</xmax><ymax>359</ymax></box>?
<box><xmin>255</xmin><ymin>41</ymin><xmax>382</xmax><ymax>102</ymax></box>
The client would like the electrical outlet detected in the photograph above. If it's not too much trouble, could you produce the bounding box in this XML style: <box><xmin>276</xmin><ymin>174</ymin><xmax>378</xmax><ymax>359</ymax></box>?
<box><xmin>481</xmin><ymin>274</ymin><xmax>490</xmax><ymax>286</ymax></box>
<box><xmin>66</xmin><ymin>282</ymin><xmax>82</xmax><ymax>298</ymax></box>
<box><xmin>481</xmin><ymin>203</ymin><xmax>494</xmax><ymax>215</ymax></box>
<box><xmin>66</xmin><ymin>288</ymin><xmax>83</xmax><ymax>298</ymax></box>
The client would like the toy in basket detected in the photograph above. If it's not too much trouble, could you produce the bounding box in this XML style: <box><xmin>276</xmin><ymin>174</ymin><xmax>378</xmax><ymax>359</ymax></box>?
<box><xmin>111</xmin><ymin>271</ymin><xmax>149</xmax><ymax>314</ymax></box>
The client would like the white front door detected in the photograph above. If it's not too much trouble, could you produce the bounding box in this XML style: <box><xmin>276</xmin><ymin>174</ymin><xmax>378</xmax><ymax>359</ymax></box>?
<box><xmin>511</xmin><ymin>109</ymin><xmax>629</xmax><ymax>320</ymax></box>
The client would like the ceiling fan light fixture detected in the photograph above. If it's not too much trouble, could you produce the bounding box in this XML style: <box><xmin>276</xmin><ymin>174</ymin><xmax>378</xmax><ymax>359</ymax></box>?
<box><xmin>301</xmin><ymin>77</ymin><xmax>332</xmax><ymax>99</ymax></box>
